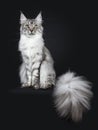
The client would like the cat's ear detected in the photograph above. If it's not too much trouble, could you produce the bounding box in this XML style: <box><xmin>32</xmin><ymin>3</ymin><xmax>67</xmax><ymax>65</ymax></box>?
<box><xmin>20</xmin><ymin>11</ymin><xmax>27</xmax><ymax>24</ymax></box>
<box><xmin>35</xmin><ymin>12</ymin><xmax>42</xmax><ymax>25</ymax></box>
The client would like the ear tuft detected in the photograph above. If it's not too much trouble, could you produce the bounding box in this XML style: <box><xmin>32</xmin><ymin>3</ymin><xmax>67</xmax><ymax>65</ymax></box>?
<box><xmin>20</xmin><ymin>11</ymin><xmax>27</xmax><ymax>24</ymax></box>
<box><xmin>35</xmin><ymin>11</ymin><xmax>42</xmax><ymax>25</ymax></box>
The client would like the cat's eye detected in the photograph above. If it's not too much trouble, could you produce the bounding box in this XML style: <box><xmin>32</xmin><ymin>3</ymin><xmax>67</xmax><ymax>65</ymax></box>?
<box><xmin>25</xmin><ymin>24</ymin><xmax>29</xmax><ymax>27</ymax></box>
<box><xmin>35</xmin><ymin>24</ymin><xmax>38</xmax><ymax>27</ymax></box>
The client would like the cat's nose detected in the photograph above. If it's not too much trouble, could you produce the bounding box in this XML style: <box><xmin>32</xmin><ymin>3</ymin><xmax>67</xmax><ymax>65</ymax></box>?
<box><xmin>30</xmin><ymin>29</ymin><xmax>33</xmax><ymax>32</ymax></box>
<box><xmin>30</xmin><ymin>29</ymin><xmax>34</xmax><ymax>34</ymax></box>
<box><xmin>30</xmin><ymin>27</ymin><xmax>33</xmax><ymax>30</ymax></box>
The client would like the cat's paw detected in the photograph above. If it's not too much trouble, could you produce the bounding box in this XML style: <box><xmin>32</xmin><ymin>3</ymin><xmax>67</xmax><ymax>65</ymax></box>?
<box><xmin>40</xmin><ymin>74</ymin><xmax>56</xmax><ymax>89</ymax></box>
<box><xmin>40</xmin><ymin>81</ymin><xmax>54</xmax><ymax>89</ymax></box>
<box><xmin>31</xmin><ymin>78</ymin><xmax>39</xmax><ymax>89</ymax></box>
<box><xmin>33</xmin><ymin>84</ymin><xmax>40</xmax><ymax>89</ymax></box>
<box><xmin>21</xmin><ymin>82</ymin><xmax>31</xmax><ymax>88</ymax></box>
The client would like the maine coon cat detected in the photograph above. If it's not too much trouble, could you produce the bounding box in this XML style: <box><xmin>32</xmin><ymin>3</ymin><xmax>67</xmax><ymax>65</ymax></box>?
<box><xmin>19</xmin><ymin>12</ymin><xmax>56</xmax><ymax>89</ymax></box>
<box><xmin>18</xmin><ymin>12</ymin><xmax>93</xmax><ymax>122</ymax></box>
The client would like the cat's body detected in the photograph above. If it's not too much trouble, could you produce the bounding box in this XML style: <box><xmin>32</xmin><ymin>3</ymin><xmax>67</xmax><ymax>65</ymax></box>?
<box><xmin>18</xmin><ymin>12</ymin><xmax>93</xmax><ymax>122</ymax></box>
<box><xmin>19</xmin><ymin>12</ymin><xmax>55</xmax><ymax>88</ymax></box>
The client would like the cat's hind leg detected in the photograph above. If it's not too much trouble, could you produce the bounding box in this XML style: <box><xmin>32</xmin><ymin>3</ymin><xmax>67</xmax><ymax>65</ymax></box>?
<box><xmin>19</xmin><ymin>63</ymin><xmax>28</xmax><ymax>87</ymax></box>
<box><xmin>40</xmin><ymin>61</ymin><xmax>56</xmax><ymax>89</ymax></box>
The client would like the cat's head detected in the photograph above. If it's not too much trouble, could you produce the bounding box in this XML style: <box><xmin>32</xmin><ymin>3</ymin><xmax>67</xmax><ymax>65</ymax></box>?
<box><xmin>20</xmin><ymin>12</ymin><xmax>43</xmax><ymax>37</ymax></box>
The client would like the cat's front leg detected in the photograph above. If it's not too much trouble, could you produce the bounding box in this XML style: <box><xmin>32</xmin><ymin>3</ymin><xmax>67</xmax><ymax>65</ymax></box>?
<box><xmin>20</xmin><ymin>69</ymin><xmax>32</xmax><ymax>87</ymax></box>
<box><xmin>21</xmin><ymin>55</ymin><xmax>32</xmax><ymax>87</ymax></box>
<box><xmin>31</xmin><ymin>53</ymin><xmax>43</xmax><ymax>89</ymax></box>
<box><xmin>32</xmin><ymin>68</ymin><xmax>39</xmax><ymax>89</ymax></box>
<box><xmin>26</xmin><ymin>69</ymin><xmax>32</xmax><ymax>86</ymax></box>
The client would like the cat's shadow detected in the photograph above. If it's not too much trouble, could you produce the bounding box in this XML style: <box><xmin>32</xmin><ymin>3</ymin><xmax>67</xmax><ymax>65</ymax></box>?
<box><xmin>9</xmin><ymin>86</ymin><xmax>53</xmax><ymax>95</ymax></box>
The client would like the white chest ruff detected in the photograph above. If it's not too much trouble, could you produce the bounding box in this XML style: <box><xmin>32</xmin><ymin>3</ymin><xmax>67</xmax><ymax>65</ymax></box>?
<box><xmin>19</xmin><ymin>34</ymin><xmax>44</xmax><ymax>57</ymax></box>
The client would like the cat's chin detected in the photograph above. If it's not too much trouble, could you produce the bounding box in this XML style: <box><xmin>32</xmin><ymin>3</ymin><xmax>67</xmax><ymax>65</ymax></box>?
<box><xmin>22</xmin><ymin>34</ymin><xmax>35</xmax><ymax>38</ymax></box>
<box><xmin>21</xmin><ymin>31</ymin><xmax>42</xmax><ymax>38</ymax></box>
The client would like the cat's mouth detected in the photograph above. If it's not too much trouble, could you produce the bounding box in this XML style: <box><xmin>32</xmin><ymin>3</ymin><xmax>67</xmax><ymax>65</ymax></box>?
<box><xmin>30</xmin><ymin>32</ymin><xmax>35</xmax><ymax>35</ymax></box>
<box><xmin>29</xmin><ymin>31</ymin><xmax>35</xmax><ymax>35</ymax></box>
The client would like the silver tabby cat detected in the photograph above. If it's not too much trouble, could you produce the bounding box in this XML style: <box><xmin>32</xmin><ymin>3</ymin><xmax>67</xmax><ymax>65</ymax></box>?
<box><xmin>18</xmin><ymin>12</ymin><xmax>93</xmax><ymax>122</ymax></box>
<box><xmin>19</xmin><ymin>12</ymin><xmax>56</xmax><ymax>89</ymax></box>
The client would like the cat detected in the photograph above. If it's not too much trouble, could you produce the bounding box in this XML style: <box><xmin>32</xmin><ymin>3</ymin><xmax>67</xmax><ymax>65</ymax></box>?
<box><xmin>19</xmin><ymin>12</ymin><xmax>56</xmax><ymax>89</ymax></box>
<box><xmin>18</xmin><ymin>12</ymin><xmax>93</xmax><ymax>122</ymax></box>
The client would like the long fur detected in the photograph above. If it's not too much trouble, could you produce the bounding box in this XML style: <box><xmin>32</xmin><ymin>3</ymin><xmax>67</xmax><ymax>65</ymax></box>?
<box><xmin>18</xmin><ymin>12</ymin><xmax>93</xmax><ymax>121</ymax></box>
<box><xmin>19</xmin><ymin>12</ymin><xmax>55</xmax><ymax>88</ymax></box>
<box><xmin>53</xmin><ymin>71</ymin><xmax>93</xmax><ymax>122</ymax></box>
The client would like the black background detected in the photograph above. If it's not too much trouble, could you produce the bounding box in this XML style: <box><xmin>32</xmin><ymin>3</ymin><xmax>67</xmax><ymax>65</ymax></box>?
<box><xmin>1</xmin><ymin>0</ymin><xmax>97</xmax><ymax>130</ymax></box>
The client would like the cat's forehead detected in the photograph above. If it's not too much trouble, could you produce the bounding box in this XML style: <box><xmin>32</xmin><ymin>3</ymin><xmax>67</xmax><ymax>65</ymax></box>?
<box><xmin>25</xmin><ymin>19</ymin><xmax>36</xmax><ymax>24</ymax></box>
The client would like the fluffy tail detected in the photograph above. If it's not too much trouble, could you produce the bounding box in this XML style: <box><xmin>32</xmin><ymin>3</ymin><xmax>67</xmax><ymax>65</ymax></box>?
<box><xmin>53</xmin><ymin>71</ymin><xmax>93</xmax><ymax>122</ymax></box>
